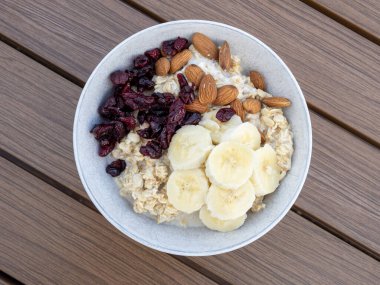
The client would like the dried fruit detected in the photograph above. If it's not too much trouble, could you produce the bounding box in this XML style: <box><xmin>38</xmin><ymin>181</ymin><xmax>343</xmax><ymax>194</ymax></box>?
<box><xmin>170</xmin><ymin>49</ymin><xmax>192</xmax><ymax>73</ymax></box>
<box><xmin>91</xmin><ymin>124</ymin><xmax>114</xmax><ymax>140</ymax></box>
<box><xmin>243</xmin><ymin>98</ymin><xmax>261</xmax><ymax>113</ymax></box>
<box><xmin>177</xmin><ymin>73</ymin><xmax>195</xmax><ymax>104</ymax></box>
<box><xmin>192</xmin><ymin>32</ymin><xmax>218</xmax><ymax>59</ymax></box>
<box><xmin>219</xmin><ymin>41</ymin><xmax>231</xmax><ymax>70</ymax></box>
<box><xmin>155</xmin><ymin>57</ymin><xmax>170</xmax><ymax>76</ymax></box>
<box><xmin>167</xmin><ymin>98</ymin><xmax>186</xmax><ymax>125</ymax></box>
<box><xmin>110</xmin><ymin>71</ymin><xmax>130</xmax><ymax>85</ymax></box>
<box><xmin>140</xmin><ymin>140</ymin><xmax>163</xmax><ymax>159</ymax></box>
<box><xmin>137</xmin><ymin>111</ymin><xmax>147</xmax><ymax>124</ymax></box>
<box><xmin>134</xmin><ymin>55</ymin><xmax>150</xmax><ymax>68</ymax></box>
<box><xmin>106</xmin><ymin>159</ymin><xmax>126</xmax><ymax>177</ymax></box>
<box><xmin>136</xmin><ymin>77</ymin><xmax>155</xmax><ymax>91</ymax></box>
<box><xmin>118</xmin><ymin>116</ymin><xmax>136</xmax><ymax>130</ymax></box>
<box><xmin>144</xmin><ymin>48</ymin><xmax>161</xmax><ymax>61</ymax></box>
<box><xmin>230</xmin><ymin>99</ymin><xmax>245</xmax><ymax>120</ymax></box>
<box><xmin>112</xmin><ymin>121</ymin><xmax>126</xmax><ymax>142</ymax></box>
<box><xmin>214</xmin><ymin>85</ymin><xmax>238</xmax><ymax>105</ymax></box>
<box><xmin>250</xmin><ymin>71</ymin><xmax>265</xmax><ymax>90</ymax></box>
<box><xmin>185</xmin><ymin>99</ymin><xmax>208</xmax><ymax>113</ymax></box>
<box><xmin>161</xmin><ymin>39</ymin><xmax>177</xmax><ymax>57</ymax></box>
<box><xmin>216</xmin><ymin>108</ymin><xmax>236</xmax><ymax>122</ymax></box>
<box><xmin>99</xmin><ymin>141</ymin><xmax>116</xmax><ymax>157</ymax></box>
<box><xmin>184</xmin><ymin>64</ymin><xmax>204</xmax><ymax>88</ymax></box>
<box><xmin>182</xmin><ymin>112</ymin><xmax>202</xmax><ymax>125</ymax></box>
<box><xmin>173</xmin><ymin>37</ymin><xmax>189</xmax><ymax>51</ymax></box>
<box><xmin>198</xmin><ymin>74</ymin><xmax>217</xmax><ymax>104</ymax></box>
<box><xmin>158</xmin><ymin>126</ymin><xmax>174</xmax><ymax>150</ymax></box>
<box><xmin>262</xmin><ymin>97</ymin><xmax>291</xmax><ymax>108</ymax></box>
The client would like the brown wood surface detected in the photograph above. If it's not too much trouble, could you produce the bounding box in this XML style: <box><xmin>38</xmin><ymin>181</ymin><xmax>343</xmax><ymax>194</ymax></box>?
<box><xmin>0</xmin><ymin>157</ymin><xmax>216</xmax><ymax>285</ymax></box>
<box><xmin>308</xmin><ymin>0</ymin><xmax>380</xmax><ymax>42</ymax></box>
<box><xmin>1</xmin><ymin>40</ymin><xmax>379</xmax><ymax>255</ymax></box>
<box><xmin>2</xmin><ymin>157</ymin><xmax>380</xmax><ymax>285</ymax></box>
<box><xmin>1</xmin><ymin>1</ymin><xmax>380</xmax><ymax>143</ymax></box>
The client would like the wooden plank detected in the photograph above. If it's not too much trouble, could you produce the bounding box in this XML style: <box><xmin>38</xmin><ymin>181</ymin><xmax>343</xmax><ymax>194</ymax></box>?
<box><xmin>130</xmin><ymin>0</ymin><xmax>380</xmax><ymax>144</ymax></box>
<box><xmin>308</xmin><ymin>0</ymin><xmax>380</xmax><ymax>42</ymax></box>
<box><xmin>1</xmin><ymin>25</ymin><xmax>380</xmax><ymax>254</ymax></box>
<box><xmin>0</xmin><ymin>157</ymin><xmax>216</xmax><ymax>285</ymax></box>
<box><xmin>0</xmin><ymin>0</ymin><xmax>156</xmax><ymax>81</ymax></box>
<box><xmin>2</xmin><ymin>160</ymin><xmax>380</xmax><ymax>284</ymax></box>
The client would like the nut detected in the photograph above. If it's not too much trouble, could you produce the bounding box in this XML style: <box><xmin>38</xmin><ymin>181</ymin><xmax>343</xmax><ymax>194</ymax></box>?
<box><xmin>184</xmin><ymin>64</ymin><xmax>204</xmax><ymax>88</ymax></box>
<box><xmin>262</xmin><ymin>97</ymin><xmax>291</xmax><ymax>108</ymax></box>
<box><xmin>250</xmin><ymin>71</ymin><xmax>265</xmax><ymax>90</ymax></box>
<box><xmin>214</xmin><ymin>85</ymin><xmax>238</xmax><ymax>105</ymax></box>
<box><xmin>219</xmin><ymin>41</ymin><xmax>231</xmax><ymax>70</ymax></box>
<box><xmin>185</xmin><ymin>99</ymin><xmax>208</xmax><ymax>113</ymax></box>
<box><xmin>170</xmin><ymin>49</ymin><xmax>192</xmax><ymax>73</ymax></box>
<box><xmin>155</xmin><ymin>57</ymin><xmax>170</xmax><ymax>76</ymax></box>
<box><xmin>230</xmin><ymin>99</ymin><xmax>245</xmax><ymax>120</ymax></box>
<box><xmin>243</xmin><ymin>98</ymin><xmax>261</xmax><ymax>113</ymax></box>
<box><xmin>198</xmin><ymin>74</ymin><xmax>217</xmax><ymax>104</ymax></box>
<box><xmin>192</xmin><ymin>32</ymin><xmax>218</xmax><ymax>60</ymax></box>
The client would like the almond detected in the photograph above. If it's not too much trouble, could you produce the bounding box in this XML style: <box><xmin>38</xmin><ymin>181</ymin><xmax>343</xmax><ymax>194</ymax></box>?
<box><xmin>214</xmin><ymin>85</ymin><xmax>238</xmax><ymax>105</ymax></box>
<box><xmin>250</xmin><ymin>71</ymin><xmax>265</xmax><ymax>90</ymax></box>
<box><xmin>198</xmin><ymin>74</ymin><xmax>217</xmax><ymax>104</ymax></box>
<box><xmin>243</xmin><ymin>98</ymin><xmax>261</xmax><ymax>113</ymax></box>
<box><xmin>230</xmin><ymin>99</ymin><xmax>245</xmax><ymax>120</ymax></box>
<box><xmin>155</xmin><ymin>57</ymin><xmax>170</xmax><ymax>76</ymax></box>
<box><xmin>170</xmin><ymin>49</ymin><xmax>192</xmax><ymax>73</ymax></box>
<box><xmin>185</xmin><ymin>99</ymin><xmax>208</xmax><ymax>113</ymax></box>
<box><xmin>219</xmin><ymin>41</ymin><xmax>231</xmax><ymax>70</ymax></box>
<box><xmin>262</xmin><ymin>97</ymin><xmax>291</xmax><ymax>108</ymax></box>
<box><xmin>192</xmin><ymin>32</ymin><xmax>218</xmax><ymax>60</ymax></box>
<box><xmin>185</xmin><ymin>64</ymin><xmax>204</xmax><ymax>88</ymax></box>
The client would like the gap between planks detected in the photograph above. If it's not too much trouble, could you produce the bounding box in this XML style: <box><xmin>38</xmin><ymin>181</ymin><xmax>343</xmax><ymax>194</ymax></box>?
<box><xmin>1</xmin><ymin>147</ymin><xmax>379</xmax><ymax>263</ymax></box>
<box><xmin>0</xmin><ymin>272</ymin><xmax>24</xmax><ymax>285</ymax></box>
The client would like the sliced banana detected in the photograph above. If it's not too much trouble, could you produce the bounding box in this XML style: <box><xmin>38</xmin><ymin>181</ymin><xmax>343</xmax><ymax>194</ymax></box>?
<box><xmin>206</xmin><ymin>181</ymin><xmax>255</xmax><ymax>220</ymax></box>
<box><xmin>200</xmin><ymin>110</ymin><xmax>242</xmax><ymax>143</ymax></box>
<box><xmin>199</xmin><ymin>206</ymin><xmax>247</xmax><ymax>232</ymax></box>
<box><xmin>167</xmin><ymin>169</ymin><xmax>209</xmax><ymax>213</ymax></box>
<box><xmin>205</xmin><ymin>141</ymin><xmax>254</xmax><ymax>189</ymax></box>
<box><xmin>250</xmin><ymin>144</ymin><xmax>281</xmax><ymax>196</ymax></box>
<box><xmin>168</xmin><ymin>125</ymin><xmax>213</xmax><ymax>170</ymax></box>
<box><xmin>220</xmin><ymin>122</ymin><xmax>261</xmax><ymax>150</ymax></box>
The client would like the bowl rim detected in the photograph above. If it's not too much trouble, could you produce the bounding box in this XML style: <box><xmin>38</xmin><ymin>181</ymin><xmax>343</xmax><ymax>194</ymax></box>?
<box><xmin>73</xmin><ymin>19</ymin><xmax>312</xmax><ymax>256</ymax></box>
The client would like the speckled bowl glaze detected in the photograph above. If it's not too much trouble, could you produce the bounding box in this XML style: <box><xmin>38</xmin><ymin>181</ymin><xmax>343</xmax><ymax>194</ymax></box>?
<box><xmin>73</xmin><ymin>20</ymin><xmax>312</xmax><ymax>256</ymax></box>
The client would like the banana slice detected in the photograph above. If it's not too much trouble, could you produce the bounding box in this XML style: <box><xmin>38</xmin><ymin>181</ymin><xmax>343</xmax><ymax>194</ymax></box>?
<box><xmin>206</xmin><ymin>181</ymin><xmax>255</xmax><ymax>220</ymax></box>
<box><xmin>250</xmin><ymin>144</ymin><xmax>281</xmax><ymax>196</ymax></box>
<box><xmin>168</xmin><ymin>125</ymin><xmax>213</xmax><ymax>170</ymax></box>
<box><xmin>199</xmin><ymin>206</ymin><xmax>247</xmax><ymax>232</ymax></box>
<box><xmin>167</xmin><ymin>169</ymin><xmax>209</xmax><ymax>213</ymax></box>
<box><xmin>220</xmin><ymin>122</ymin><xmax>261</xmax><ymax>150</ymax></box>
<box><xmin>206</xmin><ymin>141</ymin><xmax>254</xmax><ymax>189</ymax></box>
<box><xmin>200</xmin><ymin>110</ymin><xmax>242</xmax><ymax>143</ymax></box>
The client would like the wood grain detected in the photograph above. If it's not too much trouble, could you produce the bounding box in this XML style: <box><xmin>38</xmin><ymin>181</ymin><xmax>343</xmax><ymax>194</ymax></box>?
<box><xmin>0</xmin><ymin>157</ymin><xmax>215</xmax><ymax>285</ymax></box>
<box><xmin>0</xmin><ymin>0</ymin><xmax>156</xmax><ymax>81</ymax></box>
<box><xmin>2</xmin><ymin>158</ymin><xmax>380</xmax><ymax>284</ymax></box>
<box><xmin>307</xmin><ymin>0</ymin><xmax>380</xmax><ymax>43</ymax></box>
<box><xmin>1</xmin><ymin>26</ymin><xmax>380</xmax><ymax>255</ymax></box>
<box><xmin>130</xmin><ymin>0</ymin><xmax>380</xmax><ymax>144</ymax></box>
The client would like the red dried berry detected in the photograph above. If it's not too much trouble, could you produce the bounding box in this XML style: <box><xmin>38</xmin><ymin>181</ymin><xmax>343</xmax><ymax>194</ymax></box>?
<box><xmin>106</xmin><ymin>159</ymin><xmax>126</xmax><ymax>177</ymax></box>
<box><xmin>99</xmin><ymin>141</ymin><xmax>116</xmax><ymax>157</ymax></box>
<box><xmin>167</xmin><ymin>98</ymin><xmax>186</xmax><ymax>125</ymax></box>
<box><xmin>91</xmin><ymin>124</ymin><xmax>114</xmax><ymax>140</ymax></box>
<box><xmin>177</xmin><ymin>73</ymin><xmax>195</xmax><ymax>104</ymax></box>
<box><xmin>110</xmin><ymin>71</ymin><xmax>130</xmax><ymax>85</ymax></box>
<box><xmin>134</xmin><ymin>55</ymin><xmax>150</xmax><ymax>68</ymax></box>
<box><xmin>140</xmin><ymin>140</ymin><xmax>162</xmax><ymax>159</ymax></box>
<box><xmin>216</xmin><ymin>108</ymin><xmax>236</xmax><ymax>122</ymax></box>
<box><xmin>118</xmin><ymin>116</ymin><xmax>136</xmax><ymax>130</ymax></box>
<box><xmin>182</xmin><ymin>112</ymin><xmax>202</xmax><ymax>125</ymax></box>
<box><xmin>144</xmin><ymin>48</ymin><xmax>161</xmax><ymax>61</ymax></box>
<box><xmin>112</xmin><ymin>121</ymin><xmax>126</xmax><ymax>142</ymax></box>
<box><xmin>161</xmin><ymin>39</ymin><xmax>177</xmax><ymax>57</ymax></box>
<box><xmin>152</xmin><ymin>92</ymin><xmax>175</xmax><ymax>106</ymax></box>
<box><xmin>173</xmin><ymin>37</ymin><xmax>189</xmax><ymax>51</ymax></box>
<box><xmin>137</xmin><ymin>77</ymin><xmax>155</xmax><ymax>91</ymax></box>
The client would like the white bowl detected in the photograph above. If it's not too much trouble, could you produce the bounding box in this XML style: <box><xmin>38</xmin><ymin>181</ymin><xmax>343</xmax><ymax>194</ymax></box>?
<box><xmin>73</xmin><ymin>20</ymin><xmax>312</xmax><ymax>256</ymax></box>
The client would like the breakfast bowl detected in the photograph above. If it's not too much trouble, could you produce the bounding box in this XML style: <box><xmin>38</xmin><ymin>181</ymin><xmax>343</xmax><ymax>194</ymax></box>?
<box><xmin>73</xmin><ymin>20</ymin><xmax>312</xmax><ymax>256</ymax></box>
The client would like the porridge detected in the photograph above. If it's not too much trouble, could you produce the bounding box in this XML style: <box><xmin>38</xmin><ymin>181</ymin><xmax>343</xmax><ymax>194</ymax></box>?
<box><xmin>91</xmin><ymin>33</ymin><xmax>293</xmax><ymax>232</ymax></box>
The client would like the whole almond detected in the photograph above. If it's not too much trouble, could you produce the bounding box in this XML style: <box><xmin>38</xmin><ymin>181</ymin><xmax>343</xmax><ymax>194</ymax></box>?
<box><xmin>250</xmin><ymin>71</ymin><xmax>265</xmax><ymax>90</ymax></box>
<box><xmin>214</xmin><ymin>85</ymin><xmax>238</xmax><ymax>105</ymax></box>
<box><xmin>262</xmin><ymin>97</ymin><xmax>291</xmax><ymax>108</ymax></box>
<box><xmin>170</xmin><ymin>49</ymin><xmax>192</xmax><ymax>73</ymax></box>
<box><xmin>155</xmin><ymin>57</ymin><xmax>170</xmax><ymax>76</ymax></box>
<box><xmin>192</xmin><ymin>32</ymin><xmax>218</xmax><ymax>60</ymax></box>
<box><xmin>185</xmin><ymin>99</ymin><xmax>208</xmax><ymax>113</ymax></box>
<box><xmin>219</xmin><ymin>41</ymin><xmax>231</xmax><ymax>70</ymax></box>
<box><xmin>198</xmin><ymin>74</ymin><xmax>217</xmax><ymax>104</ymax></box>
<box><xmin>230</xmin><ymin>99</ymin><xmax>245</xmax><ymax>120</ymax></box>
<box><xmin>185</xmin><ymin>64</ymin><xmax>204</xmax><ymax>88</ymax></box>
<box><xmin>243</xmin><ymin>98</ymin><xmax>261</xmax><ymax>113</ymax></box>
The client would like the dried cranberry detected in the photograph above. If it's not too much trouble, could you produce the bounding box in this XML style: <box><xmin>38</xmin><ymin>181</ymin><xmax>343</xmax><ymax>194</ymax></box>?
<box><xmin>91</xmin><ymin>124</ymin><xmax>114</xmax><ymax>140</ymax></box>
<box><xmin>121</xmin><ymin>90</ymin><xmax>155</xmax><ymax>111</ymax></box>
<box><xmin>137</xmin><ymin>77</ymin><xmax>155</xmax><ymax>91</ymax></box>
<box><xmin>182</xmin><ymin>112</ymin><xmax>202</xmax><ymax>125</ymax></box>
<box><xmin>161</xmin><ymin>39</ymin><xmax>177</xmax><ymax>57</ymax></box>
<box><xmin>144</xmin><ymin>48</ymin><xmax>161</xmax><ymax>61</ymax></box>
<box><xmin>158</xmin><ymin>125</ymin><xmax>175</xmax><ymax>150</ymax></box>
<box><xmin>152</xmin><ymin>92</ymin><xmax>175</xmax><ymax>106</ymax></box>
<box><xmin>150</xmin><ymin>121</ymin><xmax>163</xmax><ymax>135</ymax></box>
<box><xmin>216</xmin><ymin>108</ymin><xmax>236</xmax><ymax>122</ymax></box>
<box><xmin>137</xmin><ymin>128</ymin><xmax>153</xmax><ymax>139</ymax></box>
<box><xmin>167</xmin><ymin>98</ymin><xmax>186</xmax><ymax>125</ymax></box>
<box><xmin>173</xmin><ymin>37</ymin><xmax>189</xmax><ymax>51</ymax></box>
<box><xmin>177</xmin><ymin>73</ymin><xmax>195</xmax><ymax>104</ymax></box>
<box><xmin>140</xmin><ymin>140</ymin><xmax>162</xmax><ymax>159</ymax></box>
<box><xmin>110</xmin><ymin>71</ymin><xmax>130</xmax><ymax>85</ymax></box>
<box><xmin>134</xmin><ymin>55</ymin><xmax>150</xmax><ymax>69</ymax></box>
<box><xmin>137</xmin><ymin>111</ymin><xmax>147</xmax><ymax>124</ymax></box>
<box><xmin>147</xmin><ymin>109</ymin><xmax>169</xmax><ymax>119</ymax></box>
<box><xmin>99</xmin><ymin>141</ymin><xmax>116</xmax><ymax>157</ymax></box>
<box><xmin>135</xmin><ymin>65</ymin><xmax>154</xmax><ymax>80</ymax></box>
<box><xmin>118</xmin><ymin>116</ymin><xmax>136</xmax><ymax>131</ymax></box>
<box><xmin>112</xmin><ymin>121</ymin><xmax>126</xmax><ymax>142</ymax></box>
<box><xmin>106</xmin><ymin>159</ymin><xmax>126</xmax><ymax>177</ymax></box>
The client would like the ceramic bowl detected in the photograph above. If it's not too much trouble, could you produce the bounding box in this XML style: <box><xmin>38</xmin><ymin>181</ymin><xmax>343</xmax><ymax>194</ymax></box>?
<box><xmin>73</xmin><ymin>20</ymin><xmax>312</xmax><ymax>256</ymax></box>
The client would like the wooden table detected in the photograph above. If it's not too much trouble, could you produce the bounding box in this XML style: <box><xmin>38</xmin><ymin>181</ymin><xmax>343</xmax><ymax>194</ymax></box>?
<box><xmin>1</xmin><ymin>1</ymin><xmax>379</xmax><ymax>284</ymax></box>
